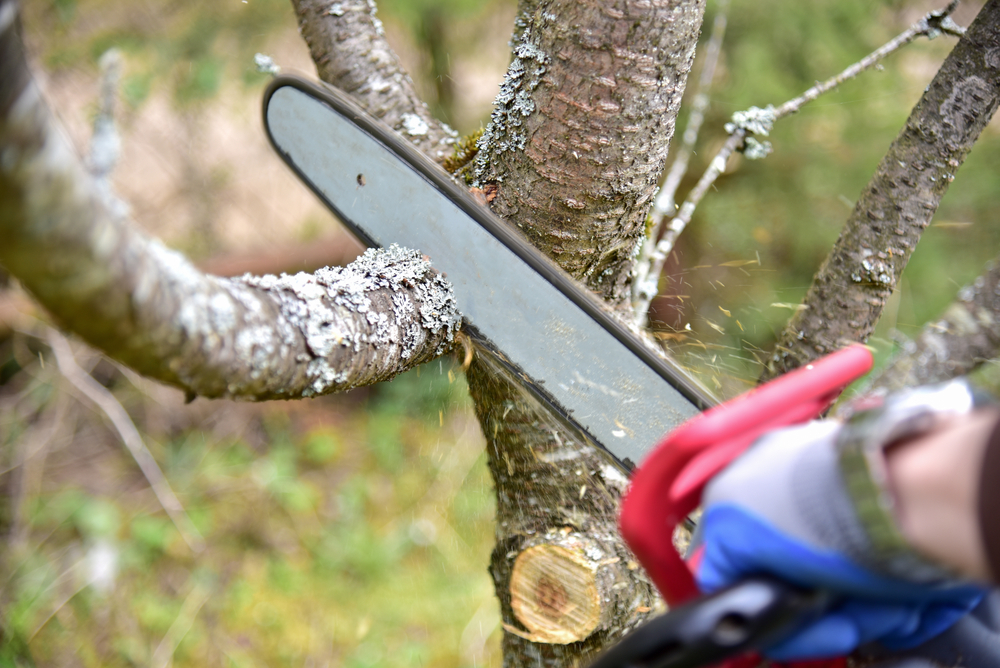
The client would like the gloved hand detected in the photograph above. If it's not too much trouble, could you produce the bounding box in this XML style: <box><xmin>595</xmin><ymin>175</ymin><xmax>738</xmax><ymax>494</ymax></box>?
<box><xmin>856</xmin><ymin>590</ymin><xmax>1000</xmax><ymax>667</ymax></box>
<box><xmin>694</xmin><ymin>418</ymin><xmax>987</xmax><ymax>661</ymax></box>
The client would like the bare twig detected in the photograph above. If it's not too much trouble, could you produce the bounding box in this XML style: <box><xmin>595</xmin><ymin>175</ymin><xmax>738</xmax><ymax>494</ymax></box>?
<box><xmin>46</xmin><ymin>329</ymin><xmax>206</xmax><ymax>553</ymax></box>
<box><xmin>87</xmin><ymin>49</ymin><xmax>121</xmax><ymax>185</ymax></box>
<box><xmin>150</xmin><ymin>582</ymin><xmax>211</xmax><ymax>668</ymax></box>
<box><xmin>773</xmin><ymin>1</ymin><xmax>962</xmax><ymax>120</ymax></box>
<box><xmin>27</xmin><ymin>541</ymin><xmax>117</xmax><ymax>640</ymax></box>
<box><xmin>765</xmin><ymin>0</ymin><xmax>1000</xmax><ymax>379</ymax></box>
<box><xmin>27</xmin><ymin>558</ymin><xmax>87</xmax><ymax>641</ymax></box>
<box><xmin>632</xmin><ymin>0</ymin><xmax>728</xmax><ymax>320</ymax></box>
<box><xmin>632</xmin><ymin>1</ymin><xmax>964</xmax><ymax>326</ymax></box>
<box><xmin>3</xmin><ymin>391</ymin><xmax>68</xmax><ymax>547</ymax></box>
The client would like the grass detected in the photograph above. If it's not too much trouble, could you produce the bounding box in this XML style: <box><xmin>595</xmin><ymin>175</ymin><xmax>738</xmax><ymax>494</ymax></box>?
<box><xmin>0</xmin><ymin>329</ymin><xmax>499</xmax><ymax>667</ymax></box>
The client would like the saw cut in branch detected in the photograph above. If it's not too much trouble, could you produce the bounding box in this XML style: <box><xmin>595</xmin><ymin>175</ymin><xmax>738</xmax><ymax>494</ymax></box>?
<box><xmin>290</xmin><ymin>0</ymin><xmax>456</xmax><ymax>162</ymax></box>
<box><xmin>0</xmin><ymin>6</ymin><xmax>461</xmax><ymax>402</ymax></box>
<box><xmin>765</xmin><ymin>0</ymin><xmax>1000</xmax><ymax>380</ymax></box>
<box><xmin>507</xmin><ymin>531</ymin><xmax>643</xmax><ymax>645</ymax></box>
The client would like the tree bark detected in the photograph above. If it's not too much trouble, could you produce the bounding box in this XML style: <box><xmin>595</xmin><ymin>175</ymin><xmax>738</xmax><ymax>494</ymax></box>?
<box><xmin>0</xmin><ymin>6</ymin><xmax>460</xmax><ymax>401</ymax></box>
<box><xmin>468</xmin><ymin>351</ymin><xmax>659</xmax><ymax>666</ymax></box>
<box><xmin>463</xmin><ymin>2</ymin><xmax>705</xmax><ymax>666</ymax></box>
<box><xmin>867</xmin><ymin>258</ymin><xmax>1000</xmax><ymax>394</ymax></box>
<box><xmin>290</xmin><ymin>0</ymin><xmax>457</xmax><ymax>162</ymax></box>
<box><xmin>474</xmin><ymin>0</ymin><xmax>705</xmax><ymax>308</ymax></box>
<box><xmin>765</xmin><ymin>0</ymin><xmax>1000</xmax><ymax>379</ymax></box>
<box><xmin>296</xmin><ymin>0</ymin><xmax>707</xmax><ymax>663</ymax></box>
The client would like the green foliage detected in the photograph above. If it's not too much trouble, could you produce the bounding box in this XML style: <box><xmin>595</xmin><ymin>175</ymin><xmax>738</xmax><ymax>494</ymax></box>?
<box><xmin>71</xmin><ymin>497</ymin><xmax>121</xmax><ymax>539</ymax></box>
<box><xmin>1</xmin><ymin>347</ymin><xmax>496</xmax><ymax>667</ymax></box>
<box><xmin>24</xmin><ymin>0</ymin><xmax>295</xmax><ymax>108</ymax></box>
<box><xmin>376</xmin><ymin>0</ymin><xmax>486</xmax><ymax>30</ymax></box>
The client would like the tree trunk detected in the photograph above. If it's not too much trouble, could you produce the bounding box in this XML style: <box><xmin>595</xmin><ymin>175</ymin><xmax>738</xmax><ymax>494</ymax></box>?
<box><xmin>465</xmin><ymin>1</ymin><xmax>704</xmax><ymax>665</ymax></box>
<box><xmin>474</xmin><ymin>0</ymin><xmax>705</xmax><ymax>308</ymax></box>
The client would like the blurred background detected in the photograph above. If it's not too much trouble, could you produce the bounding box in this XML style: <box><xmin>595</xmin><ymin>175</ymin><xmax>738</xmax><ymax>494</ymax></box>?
<box><xmin>1</xmin><ymin>0</ymin><xmax>999</xmax><ymax>665</ymax></box>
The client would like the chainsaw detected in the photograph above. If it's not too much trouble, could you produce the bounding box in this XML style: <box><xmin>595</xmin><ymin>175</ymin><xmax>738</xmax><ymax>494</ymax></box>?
<box><xmin>262</xmin><ymin>75</ymin><xmax>875</xmax><ymax>668</ymax></box>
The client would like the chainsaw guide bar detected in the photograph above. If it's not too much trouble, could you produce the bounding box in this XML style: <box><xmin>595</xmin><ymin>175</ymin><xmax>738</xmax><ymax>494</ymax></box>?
<box><xmin>263</xmin><ymin>75</ymin><xmax>715</xmax><ymax>470</ymax></box>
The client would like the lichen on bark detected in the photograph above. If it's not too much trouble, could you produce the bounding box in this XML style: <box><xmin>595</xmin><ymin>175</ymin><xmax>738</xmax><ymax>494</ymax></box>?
<box><xmin>868</xmin><ymin>259</ymin><xmax>1000</xmax><ymax>394</ymax></box>
<box><xmin>290</xmin><ymin>0</ymin><xmax>457</xmax><ymax>162</ymax></box>
<box><xmin>474</xmin><ymin>0</ymin><xmax>706</xmax><ymax>308</ymax></box>
<box><xmin>0</xmin><ymin>12</ymin><xmax>460</xmax><ymax>401</ymax></box>
<box><xmin>463</xmin><ymin>2</ymin><xmax>707</xmax><ymax>664</ymax></box>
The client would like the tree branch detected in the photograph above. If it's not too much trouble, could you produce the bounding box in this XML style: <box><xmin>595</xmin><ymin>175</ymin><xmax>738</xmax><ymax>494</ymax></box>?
<box><xmin>867</xmin><ymin>259</ymin><xmax>1000</xmax><ymax>394</ymax></box>
<box><xmin>765</xmin><ymin>0</ymin><xmax>1000</xmax><ymax>379</ymax></box>
<box><xmin>289</xmin><ymin>0</ymin><xmax>456</xmax><ymax>162</ymax></box>
<box><xmin>0</xmin><ymin>10</ymin><xmax>460</xmax><ymax>401</ymax></box>
<box><xmin>634</xmin><ymin>1</ymin><xmax>967</xmax><ymax>328</ymax></box>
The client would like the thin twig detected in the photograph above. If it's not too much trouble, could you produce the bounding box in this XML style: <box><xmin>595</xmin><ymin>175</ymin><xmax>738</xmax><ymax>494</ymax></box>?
<box><xmin>632</xmin><ymin>0</ymin><xmax>728</xmax><ymax>317</ymax></box>
<box><xmin>27</xmin><ymin>556</ymin><xmax>89</xmax><ymax>641</ymax></box>
<box><xmin>46</xmin><ymin>330</ymin><xmax>206</xmax><ymax>553</ymax></box>
<box><xmin>632</xmin><ymin>1</ymin><xmax>964</xmax><ymax>326</ymax></box>
<box><xmin>150</xmin><ymin>582</ymin><xmax>211</xmax><ymax>668</ymax></box>
<box><xmin>4</xmin><ymin>391</ymin><xmax>68</xmax><ymax>548</ymax></box>
<box><xmin>88</xmin><ymin>49</ymin><xmax>121</xmax><ymax>185</ymax></box>
<box><xmin>772</xmin><ymin>1</ymin><xmax>962</xmax><ymax>120</ymax></box>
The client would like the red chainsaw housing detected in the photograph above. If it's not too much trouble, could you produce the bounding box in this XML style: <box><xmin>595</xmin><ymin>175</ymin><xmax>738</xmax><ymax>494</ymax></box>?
<box><xmin>620</xmin><ymin>345</ymin><xmax>874</xmax><ymax>668</ymax></box>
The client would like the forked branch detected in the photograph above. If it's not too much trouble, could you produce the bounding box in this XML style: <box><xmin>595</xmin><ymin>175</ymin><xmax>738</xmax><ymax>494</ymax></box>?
<box><xmin>632</xmin><ymin>1</ymin><xmax>966</xmax><ymax>326</ymax></box>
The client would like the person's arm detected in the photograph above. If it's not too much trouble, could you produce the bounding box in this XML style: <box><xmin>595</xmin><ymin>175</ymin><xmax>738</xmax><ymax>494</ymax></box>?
<box><xmin>887</xmin><ymin>408</ymin><xmax>1000</xmax><ymax>582</ymax></box>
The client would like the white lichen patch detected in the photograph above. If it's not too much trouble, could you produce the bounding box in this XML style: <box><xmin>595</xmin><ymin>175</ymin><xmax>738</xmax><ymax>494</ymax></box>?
<box><xmin>600</xmin><ymin>463</ymin><xmax>628</xmax><ymax>489</ymax></box>
<box><xmin>473</xmin><ymin>26</ymin><xmax>549</xmax><ymax>185</ymax></box>
<box><xmin>742</xmin><ymin>136</ymin><xmax>773</xmax><ymax>160</ymax></box>
<box><xmin>253</xmin><ymin>53</ymin><xmax>281</xmax><ymax>76</ymax></box>
<box><xmin>851</xmin><ymin>248</ymin><xmax>894</xmax><ymax>286</ymax></box>
<box><xmin>401</xmin><ymin>113</ymin><xmax>429</xmax><ymax>137</ymax></box>
<box><xmin>239</xmin><ymin>245</ymin><xmax>460</xmax><ymax>396</ymax></box>
<box><xmin>365</xmin><ymin>0</ymin><xmax>385</xmax><ymax>36</ymax></box>
<box><xmin>725</xmin><ymin>105</ymin><xmax>776</xmax><ymax>137</ymax></box>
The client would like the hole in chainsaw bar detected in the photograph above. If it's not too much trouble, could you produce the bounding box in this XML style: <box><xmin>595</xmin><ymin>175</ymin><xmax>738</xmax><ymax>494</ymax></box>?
<box><xmin>357</xmin><ymin>173</ymin><xmax>366</xmax><ymax>187</ymax></box>
<box><xmin>711</xmin><ymin>612</ymin><xmax>751</xmax><ymax>646</ymax></box>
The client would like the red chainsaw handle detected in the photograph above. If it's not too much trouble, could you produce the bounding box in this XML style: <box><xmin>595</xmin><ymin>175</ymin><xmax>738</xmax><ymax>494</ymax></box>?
<box><xmin>619</xmin><ymin>345</ymin><xmax>873</xmax><ymax>606</ymax></box>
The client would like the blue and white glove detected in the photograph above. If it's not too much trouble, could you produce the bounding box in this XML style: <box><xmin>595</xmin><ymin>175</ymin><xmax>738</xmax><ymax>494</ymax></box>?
<box><xmin>695</xmin><ymin>418</ymin><xmax>987</xmax><ymax>661</ymax></box>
